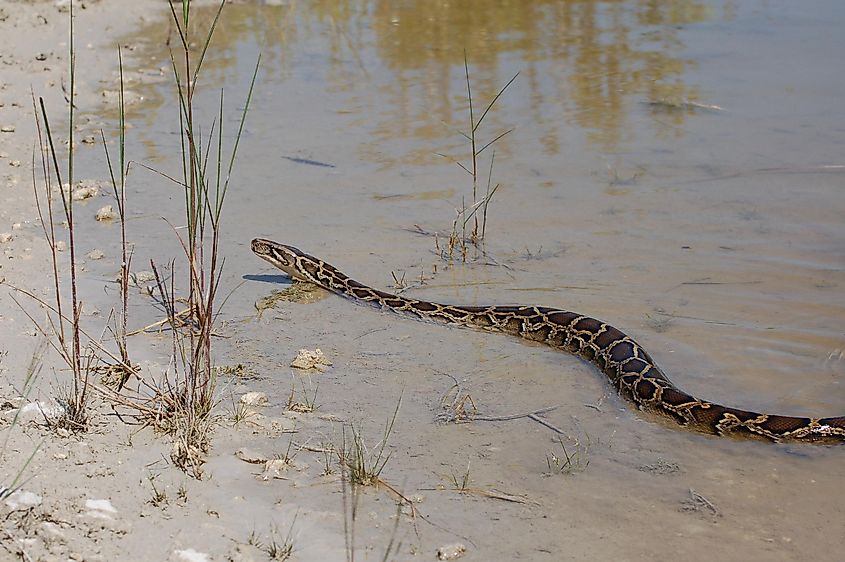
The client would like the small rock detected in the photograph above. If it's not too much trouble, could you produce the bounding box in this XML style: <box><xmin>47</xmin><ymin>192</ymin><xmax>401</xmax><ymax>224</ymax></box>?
<box><xmin>87</xmin><ymin>249</ymin><xmax>104</xmax><ymax>260</ymax></box>
<box><xmin>85</xmin><ymin>498</ymin><xmax>117</xmax><ymax>519</ymax></box>
<box><xmin>0</xmin><ymin>125</ymin><xmax>14</xmax><ymax>133</ymax></box>
<box><xmin>81</xmin><ymin>135</ymin><xmax>97</xmax><ymax>145</ymax></box>
<box><xmin>0</xmin><ymin>233</ymin><xmax>13</xmax><ymax>243</ymax></box>
<box><xmin>436</xmin><ymin>543</ymin><xmax>467</xmax><ymax>560</ymax></box>
<box><xmin>9</xmin><ymin>160</ymin><xmax>21</xmax><ymax>167</ymax></box>
<box><xmin>173</xmin><ymin>548</ymin><xmax>211</xmax><ymax>562</ymax></box>
<box><xmin>239</xmin><ymin>391</ymin><xmax>268</xmax><ymax>407</ymax></box>
<box><xmin>72</xmin><ymin>185</ymin><xmax>99</xmax><ymax>201</ymax></box>
<box><xmin>4</xmin><ymin>490</ymin><xmax>43</xmax><ymax>510</ymax></box>
<box><xmin>260</xmin><ymin>458</ymin><xmax>302</xmax><ymax>480</ymax></box>
<box><xmin>132</xmin><ymin>270</ymin><xmax>155</xmax><ymax>284</ymax></box>
<box><xmin>95</xmin><ymin>205</ymin><xmax>117</xmax><ymax>221</ymax></box>
<box><xmin>4</xmin><ymin>400</ymin><xmax>66</xmax><ymax>424</ymax></box>
<box><xmin>11</xmin><ymin>223</ymin><xmax>22</xmax><ymax>230</ymax></box>
<box><xmin>61</xmin><ymin>179</ymin><xmax>102</xmax><ymax>200</ymax></box>
<box><xmin>54</xmin><ymin>240</ymin><xmax>66</xmax><ymax>252</ymax></box>
<box><xmin>290</xmin><ymin>348</ymin><xmax>332</xmax><ymax>371</ymax></box>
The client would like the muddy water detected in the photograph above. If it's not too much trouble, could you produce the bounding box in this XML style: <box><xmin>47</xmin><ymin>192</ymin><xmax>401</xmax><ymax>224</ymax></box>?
<box><xmin>75</xmin><ymin>0</ymin><xmax>845</xmax><ymax>559</ymax></box>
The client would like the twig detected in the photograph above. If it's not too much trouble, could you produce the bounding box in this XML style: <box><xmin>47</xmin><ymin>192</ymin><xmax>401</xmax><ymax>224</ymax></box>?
<box><xmin>473</xmin><ymin>405</ymin><xmax>560</xmax><ymax>422</ymax></box>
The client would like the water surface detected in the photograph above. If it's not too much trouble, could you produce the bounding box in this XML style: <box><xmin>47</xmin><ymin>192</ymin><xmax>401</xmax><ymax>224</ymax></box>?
<box><xmin>84</xmin><ymin>1</ymin><xmax>845</xmax><ymax>559</ymax></box>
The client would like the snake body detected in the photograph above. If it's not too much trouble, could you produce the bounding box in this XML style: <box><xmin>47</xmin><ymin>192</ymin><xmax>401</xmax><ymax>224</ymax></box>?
<box><xmin>252</xmin><ymin>238</ymin><xmax>845</xmax><ymax>443</ymax></box>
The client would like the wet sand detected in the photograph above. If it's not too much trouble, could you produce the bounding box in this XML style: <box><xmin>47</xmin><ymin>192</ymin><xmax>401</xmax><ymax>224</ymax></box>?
<box><xmin>2</xmin><ymin>1</ymin><xmax>844</xmax><ymax>560</ymax></box>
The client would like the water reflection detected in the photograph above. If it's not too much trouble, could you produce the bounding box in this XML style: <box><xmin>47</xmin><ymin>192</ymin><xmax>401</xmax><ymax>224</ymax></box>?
<box><xmin>362</xmin><ymin>0</ymin><xmax>722</xmax><ymax>148</ymax></box>
<box><xmin>116</xmin><ymin>0</ymin><xmax>730</xmax><ymax>161</ymax></box>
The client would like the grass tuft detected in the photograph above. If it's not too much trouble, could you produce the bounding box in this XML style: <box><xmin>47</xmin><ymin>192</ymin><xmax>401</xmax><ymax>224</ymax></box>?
<box><xmin>19</xmin><ymin>0</ymin><xmax>92</xmax><ymax>433</ymax></box>
<box><xmin>285</xmin><ymin>380</ymin><xmax>319</xmax><ymax>413</ymax></box>
<box><xmin>545</xmin><ymin>435</ymin><xmax>591</xmax><ymax>476</ymax></box>
<box><xmin>338</xmin><ymin>394</ymin><xmax>402</xmax><ymax>487</ymax></box>
<box><xmin>136</xmin><ymin>0</ymin><xmax>260</xmax><ymax>475</ymax></box>
<box><xmin>436</xmin><ymin>53</ymin><xmax>518</xmax><ymax>262</ymax></box>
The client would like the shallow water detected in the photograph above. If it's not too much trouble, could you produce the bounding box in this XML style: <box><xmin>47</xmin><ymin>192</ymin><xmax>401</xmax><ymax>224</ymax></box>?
<box><xmin>73</xmin><ymin>0</ymin><xmax>845</xmax><ymax>559</ymax></box>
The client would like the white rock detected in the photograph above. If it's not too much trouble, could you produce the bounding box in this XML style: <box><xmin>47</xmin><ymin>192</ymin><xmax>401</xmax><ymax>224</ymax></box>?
<box><xmin>290</xmin><ymin>348</ymin><xmax>332</xmax><ymax>371</ymax></box>
<box><xmin>4</xmin><ymin>490</ymin><xmax>43</xmax><ymax>510</ymax></box>
<box><xmin>5</xmin><ymin>400</ymin><xmax>66</xmax><ymax>423</ymax></box>
<box><xmin>95</xmin><ymin>205</ymin><xmax>117</xmax><ymax>221</ymax></box>
<box><xmin>72</xmin><ymin>185</ymin><xmax>99</xmax><ymax>201</ymax></box>
<box><xmin>437</xmin><ymin>543</ymin><xmax>467</xmax><ymax>560</ymax></box>
<box><xmin>0</xmin><ymin>233</ymin><xmax>13</xmax><ymax>243</ymax></box>
<box><xmin>173</xmin><ymin>548</ymin><xmax>211</xmax><ymax>562</ymax></box>
<box><xmin>239</xmin><ymin>392</ymin><xmax>268</xmax><ymax>406</ymax></box>
<box><xmin>87</xmin><ymin>249</ymin><xmax>105</xmax><ymax>260</ymax></box>
<box><xmin>85</xmin><ymin>498</ymin><xmax>117</xmax><ymax>519</ymax></box>
<box><xmin>261</xmin><ymin>458</ymin><xmax>304</xmax><ymax>481</ymax></box>
<box><xmin>85</xmin><ymin>498</ymin><xmax>117</xmax><ymax>513</ymax></box>
<box><xmin>133</xmin><ymin>270</ymin><xmax>156</xmax><ymax>284</ymax></box>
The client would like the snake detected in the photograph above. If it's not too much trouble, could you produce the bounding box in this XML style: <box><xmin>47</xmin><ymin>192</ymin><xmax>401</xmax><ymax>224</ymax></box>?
<box><xmin>251</xmin><ymin>238</ymin><xmax>845</xmax><ymax>444</ymax></box>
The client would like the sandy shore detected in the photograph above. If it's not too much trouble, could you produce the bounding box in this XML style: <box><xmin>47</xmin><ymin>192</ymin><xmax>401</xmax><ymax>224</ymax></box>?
<box><xmin>0</xmin><ymin>2</ymin><xmax>229</xmax><ymax>560</ymax></box>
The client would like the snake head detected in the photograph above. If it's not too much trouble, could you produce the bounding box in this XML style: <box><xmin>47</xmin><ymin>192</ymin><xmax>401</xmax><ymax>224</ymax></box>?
<box><xmin>251</xmin><ymin>238</ymin><xmax>309</xmax><ymax>281</ymax></box>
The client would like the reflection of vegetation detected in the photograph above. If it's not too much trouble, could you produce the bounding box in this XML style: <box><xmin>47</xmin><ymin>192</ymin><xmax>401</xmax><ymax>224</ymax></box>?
<box><xmin>113</xmin><ymin>0</ymin><xmax>727</xmax><ymax>160</ymax></box>
<box><xmin>363</xmin><ymin>0</ymin><xmax>720</xmax><ymax>148</ymax></box>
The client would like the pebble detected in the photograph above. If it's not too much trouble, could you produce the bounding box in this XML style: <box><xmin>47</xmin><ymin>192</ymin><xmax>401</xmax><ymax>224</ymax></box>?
<box><xmin>4</xmin><ymin>490</ymin><xmax>43</xmax><ymax>510</ymax></box>
<box><xmin>4</xmin><ymin>400</ymin><xmax>66</xmax><ymax>423</ymax></box>
<box><xmin>173</xmin><ymin>549</ymin><xmax>211</xmax><ymax>562</ymax></box>
<box><xmin>0</xmin><ymin>125</ymin><xmax>14</xmax><ymax>133</ymax></box>
<box><xmin>239</xmin><ymin>391</ymin><xmax>268</xmax><ymax>406</ymax></box>
<box><xmin>85</xmin><ymin>498</ymin><xmax>118</xmax><ymax>519</ymax></box>
<box><xmin>132</xmin><ymin>270</ymin><xmax>155</xmax><ymax>284</ymax></box>
<box><xmin>0</xmin><ymin>232</ymin><xmax>13</xmax><ymax>243</ymax></box>
<box><xmin>260</xmin><ymin>458</ymin><xmax>307</xmax><ymax>481</ymax></box>
<box><xmin>95</xmin><ymin>205</ymin><xmax>117</xmax><ymax>221</ymax></box>
<box><xmin>290</xmin><ymin>348</ymin><xmax>332</xmax><ymax>371</ymax></box>
<box><xmin>87</xmin><ymin>249</ymin><xmax>105</xmax><ymax>260</ymax></box>
<box><xmin>437</xmin><ymin>543</ymin><xmax>467</xmax><ymax>560</ymax></box>
<box><xmin>73</xmin><ymin>185</ymin><xmax>99</xmax><ymax>200</ymax></box>
<box><xmin>63</xmin><ymin>179</ymin><xmax>103</xmax><ymax>200</ymax></box>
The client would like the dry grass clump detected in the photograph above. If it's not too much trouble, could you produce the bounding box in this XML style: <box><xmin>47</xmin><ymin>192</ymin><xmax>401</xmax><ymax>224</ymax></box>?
<box><xmin>12</xmin><ymin>0</ymin><xmax>257</xmax><ymax>478</ymax></box>
<box><xmin>435</xmin><ymin>54</ymin><xmax>518</xmax><ymax>262</ymax></box>
<box><xmin>338</xmin><ymin>402</ymin><xmax>399</xmax><ymax>488</ymax></box>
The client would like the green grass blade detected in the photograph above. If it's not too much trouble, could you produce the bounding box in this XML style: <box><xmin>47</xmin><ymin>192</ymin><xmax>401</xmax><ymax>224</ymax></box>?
<box><xmin>473</xmin><ymin>72</ymin><xmax>519</xmax><ymax>134</ymax></box>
